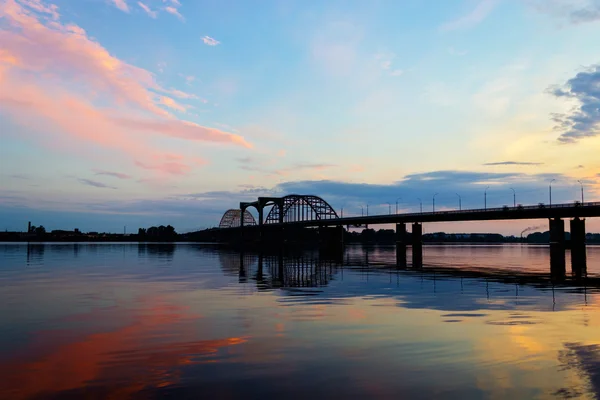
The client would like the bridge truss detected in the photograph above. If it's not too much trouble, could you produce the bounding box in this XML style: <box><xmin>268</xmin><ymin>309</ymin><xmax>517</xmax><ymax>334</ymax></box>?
<box><xmin>264</xmin><ymin>195</ymin><xmax>338</xmax><ymax>224</ymax></box>
<box><xmin>219</xmin><ymin>209</ymin><xmax>257</xmax><ymax>228</ymax></box>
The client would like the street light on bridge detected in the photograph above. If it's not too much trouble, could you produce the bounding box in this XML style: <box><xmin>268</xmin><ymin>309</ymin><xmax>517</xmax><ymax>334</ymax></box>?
<box><xmin>386</xmin><ymin>202</ymin><xmax>392</xmax><ymax>215</ymax></box>
<box><xmin>396</xmin><ymin>197</ymin><xmax>402</xmax><ymax>215</ymax></box>
<box><xmin>361</xmin><ymin>205</ymin><xmax>364</xmax><ymax>217</ymax></box>
<box><xmin>484</xmin><ymin>186</ymin><xmax>490</xmax><ymax>210</ymax></box>
<box><xmin>433</xmin><ymin>193</ymin><xmax>439</xmax><ymax>213</ymax></box>
<box><xmin>367</xmin><ymin>204</ymin><xmax>369</xmax><ymax>216</ymax></box>
<box><xmin>455</xmin><ymin>193</ymin><xmax>461</xmax><ymax>211</ymax></box>
<box><xmin>550</xmin><ymin>179</ymin><xmax>556</xmax><ymax>207</ymax></box>
<box><xmin>577</xmin><ymin>180</ymin><xmax>584</xmax><ymax>204</ymax></box>
<box><xmin>417</xmin><ymin>198</ymin><xmax>423</xmax><ymax>214</ymax></box>
<box><xmin>510</xmin><ymin>187</ymin><xmax>516</xmax><ymax>208</ymax></box>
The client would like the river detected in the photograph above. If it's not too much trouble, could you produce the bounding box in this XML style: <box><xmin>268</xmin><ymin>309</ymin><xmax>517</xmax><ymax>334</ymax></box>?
<box><xmin>1</xmin><ymin>243</ymin><xmax>599</xmax><ymax>399</ymax></box>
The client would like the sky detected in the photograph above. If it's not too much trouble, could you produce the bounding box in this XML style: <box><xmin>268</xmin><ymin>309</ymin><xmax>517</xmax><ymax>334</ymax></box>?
<box><xmin>1</xmin><ymin>0</ymin><xmax>599</xmax><ymax>234</ymax></box>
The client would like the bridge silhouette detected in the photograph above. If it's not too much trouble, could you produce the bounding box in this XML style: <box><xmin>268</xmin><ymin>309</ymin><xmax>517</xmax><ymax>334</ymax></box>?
<box><xmin>202</xmin><ymin>194</ymin><xmax>600</xmax><ymax>274</ymax></box>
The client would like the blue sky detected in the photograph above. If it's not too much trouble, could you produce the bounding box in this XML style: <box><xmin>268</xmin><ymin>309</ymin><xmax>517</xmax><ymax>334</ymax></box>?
<box><xmin>1</xmin><ymin>0</ymin><xmax>599</xmax><ymax>234</ymax></box>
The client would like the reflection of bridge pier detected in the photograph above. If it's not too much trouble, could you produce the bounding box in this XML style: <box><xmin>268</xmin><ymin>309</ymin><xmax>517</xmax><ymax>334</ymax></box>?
<box><xmin>395</xmin><ymin>223</ymin><xmax>422</xmax><ymax>268</ymax></box>
<box><xmin>549</xmin><ymin>217</ymin><xmax>566</xmax><ymax>280</ymax></box>
<box><xmin>570</xmin><ymin>217</ymin><xmax>587</xmax><ymax>276</ymax></box>
<box><xmin>549</xmin><ymin>217</ymin><xmax>587</xmax><ymax>280</ymax></box>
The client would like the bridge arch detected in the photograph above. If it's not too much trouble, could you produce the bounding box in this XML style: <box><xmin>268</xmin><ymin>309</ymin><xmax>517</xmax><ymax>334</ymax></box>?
<box><xmin>264</xmin><ymin>195</ymin><xmax>339</xmax><ymax>224</ymax></box>
<box><xmin>219</xmin><ymin>209</ymin><xmax>257</xmax><ymax>228</ymax></box>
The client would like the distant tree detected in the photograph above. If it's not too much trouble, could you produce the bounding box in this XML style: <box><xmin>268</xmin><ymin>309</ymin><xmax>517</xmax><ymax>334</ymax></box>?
<box><xmin>35</xmin><ymin>225</ymin><xmax>46</xmax><ymax>235</ymax></box>
<box><xmin>138</xmin><ymin>228</ymin><xmax>147</xmax><ymax>236</ymax></box>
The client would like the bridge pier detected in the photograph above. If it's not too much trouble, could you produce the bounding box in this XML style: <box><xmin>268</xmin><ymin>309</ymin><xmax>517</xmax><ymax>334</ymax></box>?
<box><xmin>549</xmin><ymin>218</ymin><xmax>566</xmax><ymax>280</ymax></box>
<box><xmin>396</xmin><ymin>223</ymin><xmax>407</xmax><ymax>267</ymax></box>
<box><xmin>412</xmin><ymin>223</ymin><xmax>423</xmax><ymax>268</ymax></box>
<box><xmin>570</xmin><ymin>217</ymin><xmax>587</xmax><ymax>275</ymax></box>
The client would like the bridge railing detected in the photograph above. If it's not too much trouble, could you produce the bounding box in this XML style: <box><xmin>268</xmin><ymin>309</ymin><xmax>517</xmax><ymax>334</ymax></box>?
<box><xmin>347</xmin><ymin>201</ymin><xmax>600</xmax><ymax>220</ymax></box>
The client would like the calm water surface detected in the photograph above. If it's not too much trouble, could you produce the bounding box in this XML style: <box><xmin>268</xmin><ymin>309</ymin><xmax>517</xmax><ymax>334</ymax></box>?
<box><xmin>1</xmin><ymin>243</ymin><xmax>600</xmax><ymax>399</ymax></box>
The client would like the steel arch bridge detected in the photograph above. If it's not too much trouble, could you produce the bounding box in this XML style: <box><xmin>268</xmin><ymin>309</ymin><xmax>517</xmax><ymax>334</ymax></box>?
<box><xmin>264</xmin><ymin>195</ymin><xmax>339</xmax><ymax>224</ymax></box>
<box><xmin>219</xmin><ymin>209</ymin><xmax>257</xmax><ymax>228</ymax></box>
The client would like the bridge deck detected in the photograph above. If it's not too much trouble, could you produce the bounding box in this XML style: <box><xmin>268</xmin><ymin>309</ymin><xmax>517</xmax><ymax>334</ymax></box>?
<box><xmin>252</xmin><ymin>201</ymin><xmax>600</xmax><ymax>228</ymax></box>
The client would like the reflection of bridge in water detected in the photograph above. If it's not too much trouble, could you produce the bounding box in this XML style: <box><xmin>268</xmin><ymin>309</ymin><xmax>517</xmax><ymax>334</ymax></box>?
<box><xmin>219</xmin><ymin>250</ymin><xmax>342</xmax><ymax>290</ymax></box>
<box><xmin>216</xmin><ymin>246</ymin><xmax>600</xmax><ymax>293</ymax></box>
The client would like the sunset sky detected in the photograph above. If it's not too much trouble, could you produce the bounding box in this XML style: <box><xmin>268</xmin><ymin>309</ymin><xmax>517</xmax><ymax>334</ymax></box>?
<box><xmin>1</xmin><ymin>0</ymin><xmax>599</xmax><ymax>233</ymax></box>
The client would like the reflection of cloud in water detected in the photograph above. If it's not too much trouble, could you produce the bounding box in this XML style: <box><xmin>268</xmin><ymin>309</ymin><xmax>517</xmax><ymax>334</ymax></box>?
<box><xmin>557</xmin><ymin>342</ymin><xmax>600</xmax><ymax>398</ymax></box>
<box><xmin>0</xmin><ymin>296</ymin><xmax>246</xmax><ymax>400</ymax></box>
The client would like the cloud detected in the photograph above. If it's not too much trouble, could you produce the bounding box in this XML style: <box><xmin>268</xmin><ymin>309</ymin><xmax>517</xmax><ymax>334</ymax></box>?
<box><xmin>159</xmin><ymin>95</ymin><xmax>188</xmax><ymax>112</ymax></box>
<box><xmin>235</xmin><ymin>159</ymin><xmax>336</xmax><ymax>176</ymax></box>
<box><xmin>440</xmin><ymin>0</ymin><xmax>498</xmax><ymax>32</ymax></box>
<box><xmin>275</xmin><ymin>170</ymin><xmax>579</xmax><ymax>211</ymax></box>
<box><xmin>7</xmin><ymin>173</ymin><xmax>29</xmax><ymax>180</ymax></box>
<box><xmin>165</xmin><ymin>6</ymin><xmax>184</xmax><ymax>21</ymax></box>
<box><xmin>526</xmin><ymin>0</ymin><xmax>600</xmax><ymax>24</ymax></box>
<box><xmin>202</xmin><ymin>36</ymin><xmax>220</xmax><ymax>46</ymax></box>
<box><xmin>111</xmin><ymin>0</ymin><xmax>129</xmax><ymax>12</ymax></box>
<box><xmin>375</xmin><ymin>52</ymin><xmax>403</xmax><ymax>77</ymax></box>
<box><xmin>93</xmin><ymin>170</ymin><xmax>132</xmax><ymax>179</ymax></box>
<box><xmin>0</xmin><ymin>0</ymin><xmax>250</xmax><ymax>176</ymax></box>
<box><xmin>78</xmin><ymin>178</ymin><xmax>117</xmax><ymax>189</ymax></box>
<box><xmin>137</xmin><ymin>1</ymin><xmax>156</xmax><ymax>18</ymax></box>
<box><xmin>135</xmin><ymin>160</ymin><xmax>191</xmax><ymax>175</ymax></box>
<box><xmin>551</xmin><ymin>64</ymin><xmax>600</xmax><ymax>143</ymax></box>
<box><xmin>483</xmin><ymin>161</ymin><xmax>544</xmax><ymax>166</ymax></box>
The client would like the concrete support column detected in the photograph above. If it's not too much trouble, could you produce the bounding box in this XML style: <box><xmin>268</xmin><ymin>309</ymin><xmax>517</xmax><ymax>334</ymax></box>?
<box><xmin>258</xmin><ymin>207</ymin><xmax>264</xmax><ymax>241</ymax></box>
<box><xmin>396</xmin><ymin>223</ymin><xmax>407</xmax><ymax>267</ymax></box>
<box><xmin>570</xmin><ymin>217</ymin><xmax>587</xmax><ymax>275</ymax></box>
<box><xmin>412</xmin><ymin>223</ymin><xmax>423</xmax><ymax>268</ymax></box>
<box><xmin>549</xmin><ymin>218</ymin><xmax>566</xmax><ymax>280</ymax></box>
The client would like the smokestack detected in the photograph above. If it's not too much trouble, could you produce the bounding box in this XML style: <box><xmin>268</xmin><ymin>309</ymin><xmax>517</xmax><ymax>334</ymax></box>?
<box><xmin>28</xmin><ymin>221</ymin><xmax>31</xmax><ymax>233</ymax></box>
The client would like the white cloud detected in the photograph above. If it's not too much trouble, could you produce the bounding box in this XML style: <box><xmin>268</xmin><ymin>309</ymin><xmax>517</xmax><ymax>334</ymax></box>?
<box><xmin>440</xmin><ymin>0</ymin><xmax>499</xmax><ymax>32</ymax></box>
<box><xmin>202</xmin><ymin>36</ymin><xmax>220</xmax><ymax>46</ymax></box>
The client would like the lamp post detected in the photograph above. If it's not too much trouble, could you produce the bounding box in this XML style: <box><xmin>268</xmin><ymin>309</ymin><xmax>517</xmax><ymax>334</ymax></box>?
<box><xmin>367</xmin><ymin>204</ymin><xmax>369</xmax><ymax>216</ymax></box>
<box><xmin>433</xmin><ymin>193</ymin><xmax>439</xmax><ymax>213</ymax></box>
<box><xmin>341</xmin><ymin>207</ymin><xmax>343</xmax><ymax>218</ymax></box>
<box><xmin>577</xmin><ymin>180</ymin><xmax>584</xmax><ymax>204</ymax></box>
<box><xmin>456</xmin><ymin>193</ymin><xmax>462</xmax><ymax>211</ymax></box>
<box><xmin>417</xmin><ymin>198</ymin><xmax>422</xmax><ymax>214</ymax></box>
<box><xmin>510</xmin><ymin>187</ymin><xmax>516</xmax><ymax>208</ymax></box>
<box><xmin>395</xmin><ymin>197</ymin><xmax>402</xmax><ymax>215</ymax></box>
<box><xmin>549</xmin><ymin>179</ymin><xmax>555</xmax><ymax>207</ymax></box>
<box><xmin>361</xmin><ymin>206</ymin><xmax>364</xmax><ymax>217</ymax></box>
<box><xmin>387</xmin><ymin>202</ymin><xmax>391</xmax><ymax>215</ymax></box>
<box><xmin>484</xmin><ymin>186</ymin><xmax>490</xmax><ymax>210</ymax></box>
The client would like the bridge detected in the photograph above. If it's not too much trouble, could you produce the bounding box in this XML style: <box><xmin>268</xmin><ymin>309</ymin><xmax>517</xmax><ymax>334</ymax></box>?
<box><xmin>210</xmin><ymin>194</ymin><xmax>600</xmax><ymax>274</ymax></box>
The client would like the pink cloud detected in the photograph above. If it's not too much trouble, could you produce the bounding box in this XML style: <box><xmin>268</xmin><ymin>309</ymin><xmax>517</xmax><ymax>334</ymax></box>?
<box><xmin>137</xmin><ymin>1</ymin><xmax>156</xmax><ymax>18</ymax></box>
<box><xmin>0</xmin><ymin>0</ymin><xmax>251</xmax><ymax>176</ymax></box>
<box><xmin>111</xmin><ymin>0</ymin><xmax>129</xmax><ymax>12</ymax></box>
<box><xmin>165</xmin><ymin>6</ymin><xmax>184</xmax><ymax>21</ymax></box>
<box><xmin>159</xmin><ymin>95</ymin><xmax>188</xmax><ymax>112</ymax></box>
<box><xmin>135</xmin><ymin>160</ymin><xmax>191</xmax><ymax>175</ymax></box>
